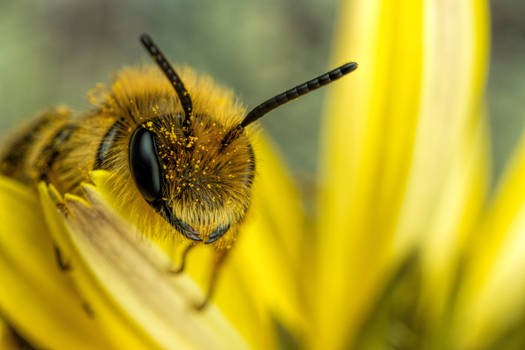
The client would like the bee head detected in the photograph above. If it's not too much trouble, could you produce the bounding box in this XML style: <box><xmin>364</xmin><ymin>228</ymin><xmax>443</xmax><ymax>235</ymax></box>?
<box><xmin>129</xmin><ymin>114</ymin><xmax>255</xmax><ymax>244</ymax></box>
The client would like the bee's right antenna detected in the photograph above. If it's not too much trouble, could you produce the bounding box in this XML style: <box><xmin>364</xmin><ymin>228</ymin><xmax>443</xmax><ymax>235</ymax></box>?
<box><xmin>221</xmin><ymin>62</ymin><xmax>358</xmax><ymax>147</ymax></box>
<box><xmin>140</xmin><ymin>33</ymin><xmax>193</xmax><ymax>130</ymax></box>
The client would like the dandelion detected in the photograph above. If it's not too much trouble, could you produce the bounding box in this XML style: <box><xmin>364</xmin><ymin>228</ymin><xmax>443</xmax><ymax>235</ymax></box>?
<box><xmin>1</xmin><ymin>0</ymin><xmax>523</xmax><ymax>349</ymax></box>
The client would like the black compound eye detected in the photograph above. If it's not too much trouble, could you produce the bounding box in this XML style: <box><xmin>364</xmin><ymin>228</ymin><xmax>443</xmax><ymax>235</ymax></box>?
<box><xmin>129</xmin><ymin>127</ymin><xmax>163</xmax><ymax>203</ymax></box>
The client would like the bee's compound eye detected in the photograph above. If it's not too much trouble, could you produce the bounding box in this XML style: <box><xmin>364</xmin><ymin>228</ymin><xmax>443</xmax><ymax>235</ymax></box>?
<box><xmin>129</xmin><ymin>127</ymin><xmax>163</xmax><ymax>203</ymax></box>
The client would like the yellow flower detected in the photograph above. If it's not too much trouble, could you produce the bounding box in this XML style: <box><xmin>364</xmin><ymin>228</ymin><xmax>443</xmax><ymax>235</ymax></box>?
<box><xmin>2</xmin><ymin>0</ymin><xmax>524</xmax><ymax>349</ymax></box>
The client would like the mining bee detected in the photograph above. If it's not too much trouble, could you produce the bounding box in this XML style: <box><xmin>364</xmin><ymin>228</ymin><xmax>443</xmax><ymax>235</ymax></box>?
<box><xmin>0</xmin><ymin>34</ymin><xmax>357</xmax><ymax>307</ymax></box>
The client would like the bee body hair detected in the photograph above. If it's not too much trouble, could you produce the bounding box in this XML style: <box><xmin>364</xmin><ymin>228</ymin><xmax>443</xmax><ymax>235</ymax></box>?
<box><xmin>0</xmin><ymin>66</ymin><xmax>256</xmax><ymax>249</ymax></box>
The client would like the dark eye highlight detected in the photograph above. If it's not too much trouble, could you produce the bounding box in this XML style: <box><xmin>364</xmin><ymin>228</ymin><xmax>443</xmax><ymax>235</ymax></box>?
<box><xmin>129</xmin><ymin>127</ymin><xmax>163</xmax><ymax>203</ymax></box>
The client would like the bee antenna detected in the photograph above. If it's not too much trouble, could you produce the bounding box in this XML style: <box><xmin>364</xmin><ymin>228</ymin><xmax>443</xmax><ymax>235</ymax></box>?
<box><xmin>241</xmin><ymin>62</ymin><xmax>357</xmax><ymax>128</ymax></box>
<box><xmin>140</xmin><ymin>33</ymin><xmax>193</xmax><ymax>129</ymax></box>
<box><xmin>221</xmin><ymin>62</ymin><xmax>358</xmax><ymax>148</ymax></box>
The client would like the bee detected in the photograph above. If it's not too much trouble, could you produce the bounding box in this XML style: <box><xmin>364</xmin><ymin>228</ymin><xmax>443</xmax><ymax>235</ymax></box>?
<box><xmin>0</xmin><ymin>34</ymin><xmax>357</xmax><ymax>307</ymax></box>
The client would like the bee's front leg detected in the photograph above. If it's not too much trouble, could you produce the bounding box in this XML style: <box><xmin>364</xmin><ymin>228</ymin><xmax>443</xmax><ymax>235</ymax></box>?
<box><xmin>194</xmin><ymin>247</ymin><xmax>230</xmax><ymax>311</ymax></box>
<box><xmin>168</xmin><ymin>242</ymin><xmax>197</xmax><ymax>274</ymax></box>
<box><xmin>53</xmin><ymin>244</ymin><xmax>71</xmax><ymax>272</ymax></box>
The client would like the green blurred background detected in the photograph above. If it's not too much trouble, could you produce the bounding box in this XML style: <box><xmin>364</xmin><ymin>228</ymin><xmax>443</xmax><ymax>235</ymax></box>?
<box><xmin>0</xmin><ymin>0</ymin><xmax>523</xmax><ymax>197</ymax></box>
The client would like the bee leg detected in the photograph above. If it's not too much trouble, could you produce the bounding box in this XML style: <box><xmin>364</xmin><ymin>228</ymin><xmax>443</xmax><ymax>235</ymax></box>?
<box><xmin>54</xmin><ymin>245</ymin><xmax>71</xmax><ymax>271</ymax></box>
<box><xmin>81</xmin><ymin>301</ymin><xmax>95</xmax><ymax>318</ymax></box>
<box><xmin>168</xmin><ymin>242</ymin><xmax>196</xmax><ymax>274</ymax></box>
<box><xmin>194</xmin><ymin>248</ymin><xmax>229</xmax><ymax>311</ymax></box>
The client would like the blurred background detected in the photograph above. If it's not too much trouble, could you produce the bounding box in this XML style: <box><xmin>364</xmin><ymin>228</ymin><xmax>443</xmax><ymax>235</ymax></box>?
<box><xmin>0</xmin><ymin>0</ymin><xmax>523</xmax><ymax>198</ymax></box>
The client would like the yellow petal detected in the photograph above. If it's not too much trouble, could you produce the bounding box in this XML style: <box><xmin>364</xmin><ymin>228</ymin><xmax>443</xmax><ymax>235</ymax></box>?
<box><xmin>0</xmin><ymin>176</ymin><xmax>114</xmax><ymax>350</ymax></box>
<box><xmin>313</xmin><ymin>1</ymin><xmax>424</xmax><ymax>348</ymax></box>
<box><xmin>313</xmin><ymin>0</ymin><xmax>490</xmax><ymax>347</ymax></box>
<box><xmin>452</xmin><ymin>131</ymin><xmax>525</xmax><ymax>348</ymax></box>
<box><xmin>38</xmin><ymin>181</ymin><xmax>248</xmax><ymax>350</ymax></box>
<box><xmin>398</xmin><ymin>0</ymin><xmax>490</xmax><ymax>330</ymax></box>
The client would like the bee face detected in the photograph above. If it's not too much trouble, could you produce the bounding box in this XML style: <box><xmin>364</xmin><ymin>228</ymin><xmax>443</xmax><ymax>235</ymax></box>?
<box><xmin>129</xmin><ymin>113</ymin><xmax>255</xmax><ymax>243</ymax></box>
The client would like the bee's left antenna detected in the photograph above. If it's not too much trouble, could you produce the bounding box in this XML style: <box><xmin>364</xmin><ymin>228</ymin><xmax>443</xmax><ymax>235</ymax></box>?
<box><xmin>140</xmin><ymin>34</ymin><xmax>193</xmax><ymax>128</ymax></box>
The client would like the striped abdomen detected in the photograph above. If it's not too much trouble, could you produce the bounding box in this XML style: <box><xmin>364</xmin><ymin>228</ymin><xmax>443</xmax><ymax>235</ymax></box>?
<box><xmin>0</xmin><ymin>108</ymin><xmax>72</xmax><ymax>184</ymax></box>
<box><xmin>0</xmin><ymin>107</ymin><xmax>121</xmax><ymax>195</ymax></box>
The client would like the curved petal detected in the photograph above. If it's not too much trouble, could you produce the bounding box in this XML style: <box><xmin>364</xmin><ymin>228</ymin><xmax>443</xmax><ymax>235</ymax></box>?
<box><xmin>401</xmin><ymin>0</ymin><xmax>490</xmax><ymax>331</ymax></box>
<box><xmin>38</xmin><ymin>182</ymin><xmax>248</xmax><ymax>350</ymax></box>
<box><xmin>313</xmin><ymin>1</ymin><xmax>424</xmax><ymax>348</ymax></box>
<box><xmin>453</xmin><ymin>131</ymin><xmax>525</xmax><ymax>348</ymax></box>
<box><xmin>0</xmin><ymin>176</ymin><xmax>114</xmax><ymax>350</ymax></box>
<box><xmin>313</xmin><ymin>0</ymin><xmax>490</xmax><ymax>348</ymax></box>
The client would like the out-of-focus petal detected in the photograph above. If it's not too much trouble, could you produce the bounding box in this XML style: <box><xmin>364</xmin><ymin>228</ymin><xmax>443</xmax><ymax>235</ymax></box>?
<box><xmin>313</xmin><ymin>1</ymin><xmax>424</xmax><ymax>348</ymax></box>
<box><xmin>453</xmin><ymin>131</ymin><xmax>525</xmax><ymax>348</ymax></box>
<box><xmin>0</xmin><ymin>176</ymin><xmax>114</xmax><ymax>350</ymax></box>
<box><xmin>313</xmin><ymin>0</ymin><xmax>490</xmax><ymax>348</ymax></box>
<box><xmin>39</xmin><ymin>181</ymin><xmax>248</xmax><ymax>350</ymax></box>
<box><xmin>397</xmin><ymin>0</ymin><xmax>490</xmax><ymax>330</ymax></box>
